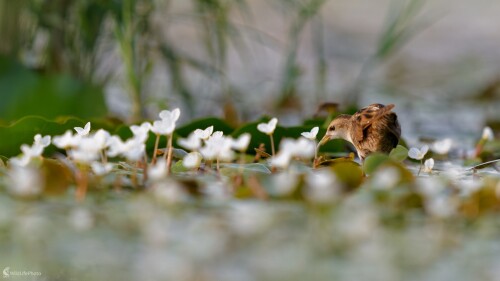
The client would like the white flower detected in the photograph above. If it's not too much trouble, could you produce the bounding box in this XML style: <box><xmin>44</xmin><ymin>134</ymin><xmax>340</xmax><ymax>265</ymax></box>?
<box><xmin>21</xmin><ymin>143</ymin><xmax>44</xmax><ymax>158</ymax></box>
<box><xmin>151</xmin><ymin>119</ymin><xmax>176</xmax><ymax>136</ymax></box>
<box><xmin>11</xmin><ymin>139</ymin><xmax>48</xmax><ymax>167</ymax></box>
<box><xmin>91</xmin><ymin>162</ymin><xmax>113</xmax><ymax>176</ymax></box>
<box><xmin>7</xmin><ymin>165</ymin><xmax>42</xmax><ymax>197</ymax></box>
<box><xmin>183</xmin><ymin>152</ymin><xmax>202</xmax><ymax>169</ymax></box>
<box><xmin>408</xmin><ymin>145</ymin><xmax>429</xmax><ymax>160</ymax></box>
<box><xmin>482</xmin><ymin>126</ymin><xmax>494</xmax><ymax>141</ymax></box>
<box><xmin>10</xmin><ymin>143</ymin><xmax>44</xmax><ymax>167</ymax></box>
<box><xmin>178</xmin><ymin>133</ymin><xmax>202</xmax><ymax>151</ymax></box>
<box><xmin>9</xmin><ymin>155</ymin><xmax>31</xmax><ymax>167</ymax></box>
<box><xmin>371</xmin><ymin>166</ymin><xmax>400</xmax><ymax>190</ymax></box>
<box><xmin>74</xmin><ymin>122</ymin><xmax>91</xmax><ymax>136</ymax></box>
<box><xmin>211</xmin><ymin>131</ymin><xmax>223</xmax><ymax>139</ymax></box>
<box><xmin>150</xmin><ymin>108</ymin><xmax>180</xmax><ymax>136</ymax></box>
<box><xmin>231</xmin><ymin>133</ymin><xmax>251</xmax><ymax>152</ymax></box>
<box><xmin>269</xmin><ymin>151</ymin><xmax>292</xmax><ymax>168</ymax></box>
<box><xmin>291</xmin><ymin>138</ymin><xmax>315</xmax><ymax>159</ymax></box>
<box><xmin>194</xmin><ymin>126</ymin><xmax>214</xmax><ymax>140</ymax></box>
<box><xmin>53</xmin><ymin>130</ymin><xmax>80</xmax><ymax>149</ymax></box>
<box><xmin>69</xmin><ymin>137</ymin><xmax>101</xmax><ymax>163</ymax></box>
<box><xmin>257</xmin><ymin>118</ymin><xmax>278</xmax><ymax>135</ymax></box>
<box><xmin>149</xmin><ymin>159</ymin><xmax>167</xmax><ymax>181</ymax></box>
<box><xmin>416</xmin><ymin>177</ymin><xmax>445</xmax><ymax>197</ymax></box>
<box><xmin>106</xmin><ymin>136</ymin><xmax>126</xmax><ymax>157</ymax></box>
<box><xmin>280</xmin><ymin>137</ymin><xmax>315</xmax><ymax>159</ymax></box>
<box><xmin>200</xmin><ymin>134</ymin><xmax>233</xmax><ymax>161</ymax></box>
<box><xmin>34</xmin><ymin>134</ymin><xmax>51</xmax><ymax>148</ymax></box>
<box><xmin>152</xmin><ymin>181</ymin><xmax>187</xmax><ymax>205</ymax></box>
<box><xmin>304</xmin><ymin>169</ymin><xmax>339</xmax><ymax>204</ymax></box>
<box><xmin>425</xmin><ymin>196</ymin><xmax>457</xmax><ymax>218</ymax></box>
<box><xmin>269</xmin><ymin>137</ymin><xmax>316</xmax><ymax>168</ymax></box>
<box><xmin>423</xmin><ymin>158</ymin><xmax>434</xmax><ymax>173</ymax></box>
<box><xmin>130</xmin><ymin>122</ymin><xmax>151</xmax><ymax>143</ymax></box>
<box><xmin>121</xmin><ymin>139</ymin><xmax>145</xmax><ymax>162</ymax></box>
<box><xmin>159</xmin><ymin>108</ymin><xmax>180</xmax><ymax>123</ymax></box>
<box><xmin>431</xmin><ymin>138</ymin><xmax>452</xmax><ymax>155</ymax></box>
<box><xmin>271</xmin><ymin>171</ymin><xmax>298</xmax><ymax>196</ymax></box>
<box><xmin>300</xmin><ymin>127</ymin><xmax>319</xmax><ymax>140</ymax></box>
<box><xmin>91</xmin><ymin>129</ymin><xmax>111</xmax><ymax>151</ymax></box>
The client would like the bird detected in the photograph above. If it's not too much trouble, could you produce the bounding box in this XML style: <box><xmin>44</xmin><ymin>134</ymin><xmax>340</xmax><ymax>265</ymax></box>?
<box><xmin>318</xmin><ymin>103</ymin><xmax>401</xmax><ymax>161</ymax></box>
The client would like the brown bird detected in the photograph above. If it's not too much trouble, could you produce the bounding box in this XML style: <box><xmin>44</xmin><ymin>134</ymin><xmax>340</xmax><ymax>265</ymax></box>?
<box><xmin>318</xmin><ymin>103</ymin><xmax>401</xmax><ymax>161</ymax></box>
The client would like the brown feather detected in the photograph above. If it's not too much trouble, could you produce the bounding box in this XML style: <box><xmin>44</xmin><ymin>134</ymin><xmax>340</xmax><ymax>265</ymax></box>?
<box><xmin>350</xmin><ymin>104</ymin><xmax>400</xmax><ymax>160</ymax></box>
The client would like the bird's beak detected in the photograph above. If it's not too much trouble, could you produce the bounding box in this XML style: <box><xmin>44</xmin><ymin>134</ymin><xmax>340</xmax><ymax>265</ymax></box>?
<box><xmin>318</xmin><ymin>134</ymin><xmax>330</xmax><ymax>147</ymax></box>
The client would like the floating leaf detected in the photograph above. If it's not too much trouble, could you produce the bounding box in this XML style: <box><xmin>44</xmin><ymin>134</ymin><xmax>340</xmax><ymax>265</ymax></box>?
<box><xmin>389</xmin><ymin>145</ymin><xmax>409</xmax><ymax>162</ymax></box>
<box><xmin>41</xmin><ymin>158</ymin><xmax>73</xmax><ymax>195</ymax></box>
<box><xmin>330</xmin><ymin>161</ymin><xmax>363</xmax><ymax>191</ymax></box>
<box><xmin>219</xmin><ymin>163</ymin><xmax>271</xmax><ymax>178</ymax></box>
<box><xmin>0</xmin><ymin>116</ymin><xmax>86</xmax><ymax>157</ymax></box>
<box><xmin>363</xmin><ymin>153</ymin><xmax>390</xmax><ymax>175</ymax></box>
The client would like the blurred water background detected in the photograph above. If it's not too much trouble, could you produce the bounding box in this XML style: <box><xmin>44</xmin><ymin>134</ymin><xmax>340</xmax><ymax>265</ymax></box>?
<box><xmin>2</xmin><ymin>0</ymin><xmax>500</xmax><ymax>143</ymax></box>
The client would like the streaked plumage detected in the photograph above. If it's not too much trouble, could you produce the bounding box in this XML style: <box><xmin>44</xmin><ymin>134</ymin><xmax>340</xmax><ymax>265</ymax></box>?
<box><xmin>319</xmin><ymin>103</ymin><xmax>401</xmax><ymax>161</ymax></box>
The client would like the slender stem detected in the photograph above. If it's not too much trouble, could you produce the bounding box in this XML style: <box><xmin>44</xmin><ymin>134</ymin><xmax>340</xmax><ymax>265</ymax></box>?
<box><xmin>142</xmin><ymin>153</ymin><xmax>148</xmax><ymax>185</ymax></box>
<box><xmin>75</xmin><ymin>165</ymin><xmax>88</xmax><ymax>202</ymax></box>
<box><xmin>417</xmin><ymin>159</ymin><xmax>422</xmax><ymax>176</ymax></box>
<box><xmin>131</xmin><ymin>164</ymin><xmax>138</xmax><ymax>187</ymax></box>
<box><xmin>238</xmin><ymin>152</ymin><xmax>245</xmax><ymax>176</ymax></box>
<box><xmin>216</xmin><ymin>158</ymin><xmax>220</xmax><ymax>173</ymax></box>
<box><xmin>152</xmin><ymin>134</ymin><xmax>160</xmax><ymax>165</ymax></box>
<box><xmin>101</xmin><ymin>149</ymin><xmax>107</xmax><ymax>164</ymax></box>
<box><xmin>313</xmin><ymin>141</ymin><xmax>319</xmax><ymax>168</ymax></box>
<box><xmin>166</xmin><ymin>134</ymin><xmax>173</xmax><ymax>175</ymax></box>
<box><xmin>163</xmin><ymin>135</ymin><xmax>168</xmax><ymax>160</ymax></box>
<box><xmin>270</xmin><ymin>134</ymin><xmax>275</xmax><ymax>156</ymax></box>
<box><xmin>239</xmin><ymin>151</ymin><xmax>245</xmax><ymax>164</ymax></box>
<box><xmin>206</xmin><ymin>160</ymin><xmax>212</xmax><ymax>171</ymax></box>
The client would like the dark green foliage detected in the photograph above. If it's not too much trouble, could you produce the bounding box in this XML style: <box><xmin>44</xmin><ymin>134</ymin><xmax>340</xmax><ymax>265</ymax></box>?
<box><xmin>0</xmin><ymin>116</ymin><xmax>84</xmax><ymax>157</ymax></box>
<box><xmin>0</xmin><ymin>56</ymin><xmax>107</xmax><ymax>121</ymax></box>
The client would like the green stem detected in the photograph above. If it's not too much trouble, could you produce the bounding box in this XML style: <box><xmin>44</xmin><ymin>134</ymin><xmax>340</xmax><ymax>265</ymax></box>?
<box><xmin>143</xmin><ymin>153</ymin><xmax>148</xmax><ymax>186</ymax></box>
<box><xmin>270</xmin><ymin>134</ymin><xmax>275</xmax><ymax>156</ymax></box>
<box><xmin>152</xmin><ymin>134</ymin><xmax>160</xmax><ymax>164</ymax></box>
<box><xmin>166</xmin><ymin>134</ymin><xmax>173</xmax><ymax>175</ymax></box>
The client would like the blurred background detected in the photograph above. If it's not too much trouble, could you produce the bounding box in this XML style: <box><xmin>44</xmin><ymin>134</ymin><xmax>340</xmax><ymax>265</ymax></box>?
<box><xmin>1</xmin><ymin>0</ymin><xmax>500</xmax><ymax>144</ymax></box>
<box><xmin>3</xmin><ymin>2</ymin><xmax>500</xmax><ymax>280</ymax></box>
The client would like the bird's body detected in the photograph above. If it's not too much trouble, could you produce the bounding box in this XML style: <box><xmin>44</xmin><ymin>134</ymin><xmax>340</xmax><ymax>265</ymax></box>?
<box><xmin>319</xmin><ymin>103</ymin><xmax>401</xmax><ymax>161</ymax></box>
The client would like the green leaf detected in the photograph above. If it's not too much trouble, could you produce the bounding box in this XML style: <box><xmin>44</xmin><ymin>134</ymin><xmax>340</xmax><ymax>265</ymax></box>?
<box><xmin>330</xmin><ymin>161</ymin><xmax>363</xmax><ymax>191</ymax></box>
<box><xmin>171</xmin><ymin>160</ymin><xmax>190</xmax><ymax>173</ymax></box>
<box><xmin>363</xmin><ymin>153</ymin><xmax>390</xmax><ymax>175</ymax></box>
<box><xmin>0</xmin><ymin>116</ymin><xmax>86</xmax><ymax>157</ymax></box>
<box><xmin>0</xmin><ymin>56</ymin><xmax>107</xmax><ymax>121</ymax></box>
<box><xmin>219</xmin><ymin>163</ymin><xmax>271</xmax><ymax>177</ymax></box>
<box><xmin>389</xmin><ymin>145</ymin><xmax>408</xmax><ymax>162</ymax></box>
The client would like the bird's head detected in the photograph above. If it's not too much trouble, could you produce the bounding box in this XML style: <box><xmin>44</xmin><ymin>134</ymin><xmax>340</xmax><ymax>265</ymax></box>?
<box><xmin>318</xmin><ymin>115</ymin><xmax>352</xmax><ymax>146</ymax></box>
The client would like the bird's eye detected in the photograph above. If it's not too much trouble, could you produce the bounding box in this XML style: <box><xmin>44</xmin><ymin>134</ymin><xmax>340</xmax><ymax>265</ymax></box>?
<box><xmin>329</xmin><ymin>125</ymin><xmax>335</xmax><ymax>131</ymax></box>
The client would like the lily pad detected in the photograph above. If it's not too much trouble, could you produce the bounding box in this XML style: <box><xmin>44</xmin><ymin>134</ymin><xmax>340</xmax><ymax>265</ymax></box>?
<box><xmin>363</xmin><ymin>153</ymin><xmax>391</xmax><ymax>175</ymax></box>
<box><xmin>389</xmin><ymin>145</ymin><xmax>409</xmax><ymax>162</ymax></box>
